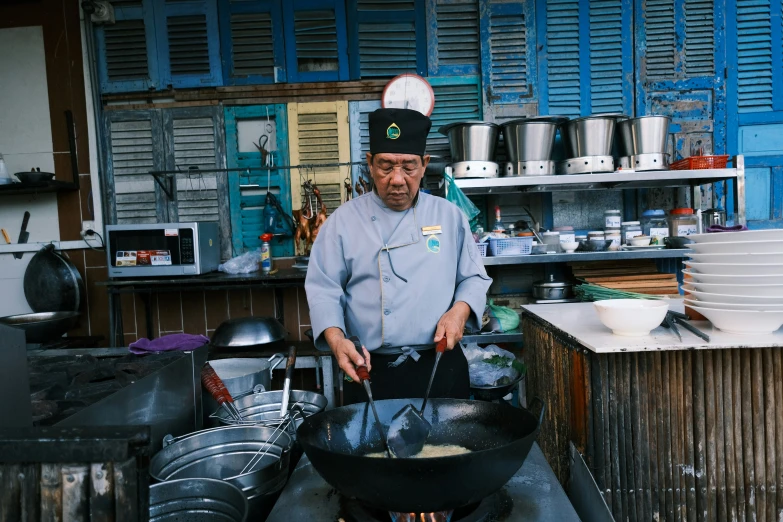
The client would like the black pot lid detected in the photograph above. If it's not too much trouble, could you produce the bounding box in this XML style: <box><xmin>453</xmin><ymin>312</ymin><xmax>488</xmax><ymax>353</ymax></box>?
<box><xmin>24</xmin><ymin>244</ymin><xmax>85</xmax><ymax>313</ymax></box>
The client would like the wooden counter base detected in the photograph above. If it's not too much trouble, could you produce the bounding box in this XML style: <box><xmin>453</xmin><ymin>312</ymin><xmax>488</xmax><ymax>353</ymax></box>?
<box><xmin>524</xmin><ymin>313</ymin><xmax>783</xmax><ymax>522</ymax></box>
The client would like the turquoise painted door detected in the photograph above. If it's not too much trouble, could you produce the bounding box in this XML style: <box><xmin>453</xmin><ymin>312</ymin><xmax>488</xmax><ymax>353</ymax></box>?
<box><xmin>224</xmin><ymin>104</ymin><xmax>294</xmax><ymax>257</ymax></box>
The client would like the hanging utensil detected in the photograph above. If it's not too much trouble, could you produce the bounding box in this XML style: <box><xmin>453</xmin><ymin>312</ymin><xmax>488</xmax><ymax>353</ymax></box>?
<box><xmin>279</xmin><ymin>345</ymin><xmax>297</xmax><ymax>418</ymax></box>
<box><xmin>387</xmin><ymin>337</ymin><xmax>447</xmax><ymax>458</ymax></box>
<box><xmin>13</xmin><ymin>211</ymin><xmax>30</xmax><ymax>260</ymax></box>
<box><xmin>349</xmin><ymin>336</ymin><xmax>393</xmax><ymax>458</ymax></box>
<box><xmin>201</xmin><ymin>362</ymin><xmax>243</xmax><ymax>422</ymax></box>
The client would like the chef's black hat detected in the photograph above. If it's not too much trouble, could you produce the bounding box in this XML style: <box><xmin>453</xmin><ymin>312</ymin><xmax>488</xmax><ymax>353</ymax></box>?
<box><xmin>369</xmin><ymin>108</ymin><xmax>432</xmax><ymax>156</ymax></box>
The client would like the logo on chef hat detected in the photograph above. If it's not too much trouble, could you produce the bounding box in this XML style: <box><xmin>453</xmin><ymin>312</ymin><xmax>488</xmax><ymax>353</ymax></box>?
<box><xmin>426</xmin><ymin>235</ymin><xmax>440</xmax><ymax>253</ymax></box>
<box><xmin>386</xmin><ymin>123</ymin><xmax>401</xmax><ymax>140</ymax></box>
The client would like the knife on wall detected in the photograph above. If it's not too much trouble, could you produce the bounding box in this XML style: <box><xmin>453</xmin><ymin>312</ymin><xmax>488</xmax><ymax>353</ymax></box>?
<box><xmin>13</xmin><ymin>211</ymin><xmax>30</xmax><ymax>260</ymax></box>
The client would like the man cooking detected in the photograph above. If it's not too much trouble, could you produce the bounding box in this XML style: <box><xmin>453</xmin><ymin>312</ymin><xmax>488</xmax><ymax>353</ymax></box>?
<box><xmin>305</xmin><ymin>108</ymin><xmax>492</xmax><ymax>404</ymax></box>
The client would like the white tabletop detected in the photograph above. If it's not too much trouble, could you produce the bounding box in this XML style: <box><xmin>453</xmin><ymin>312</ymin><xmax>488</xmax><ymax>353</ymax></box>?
<box><xmin>521</xmin><ymin>301</ymin><xmax>783</xmax><ymax>353</ymax></box>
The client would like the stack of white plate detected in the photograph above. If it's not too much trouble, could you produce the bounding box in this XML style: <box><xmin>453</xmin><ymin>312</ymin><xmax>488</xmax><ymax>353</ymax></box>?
<box><xmin>682</xmin><ymin>229</ymin><xmax>783</xmax><ymax>335</ymax></box>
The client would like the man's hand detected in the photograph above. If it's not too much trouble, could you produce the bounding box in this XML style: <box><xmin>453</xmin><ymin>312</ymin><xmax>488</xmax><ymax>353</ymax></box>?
<box><xmin>324</xmin><ymin>327</ymin><xmax>371</xmax><ymax>382</ymax></box>
<box><xmin>434</xmin><ymin>301</ymin><xmax>471</xmax><ymax>350</ymax></box>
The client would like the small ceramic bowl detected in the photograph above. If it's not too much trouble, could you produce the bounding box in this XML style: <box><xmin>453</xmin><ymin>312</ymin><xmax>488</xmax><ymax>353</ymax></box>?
<box><xmin>629</xmin><ymin>235</ymin><xmax>652</xmax><ymax>247</ymax></box>
<box><xmin>560</xmin><ymin>241</ymin><xmax>579</xmax><ymax>253</ymax></box>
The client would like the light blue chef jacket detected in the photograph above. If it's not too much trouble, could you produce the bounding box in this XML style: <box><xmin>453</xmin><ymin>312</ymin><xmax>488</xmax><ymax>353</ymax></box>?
<box><xmin>305</xmin><ymin>189</ymin><xmax>492</xmax><ymax>353</ymax></box>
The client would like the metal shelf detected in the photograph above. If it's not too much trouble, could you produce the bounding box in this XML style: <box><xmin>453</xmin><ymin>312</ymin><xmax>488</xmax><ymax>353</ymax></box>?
<box><xmin>482</xmin><ymin>248</ymin><xmax>689</xmax><ymax>266</ymax></box>
<box><xmin>455</xmin><ymin>167</ymin><xmax>739</xmax><ymax>195</ymax></box>
<box><xmin>463</xmin><ymin>328</ymin><xmax>523</xmax><ymax>344</ymax></box>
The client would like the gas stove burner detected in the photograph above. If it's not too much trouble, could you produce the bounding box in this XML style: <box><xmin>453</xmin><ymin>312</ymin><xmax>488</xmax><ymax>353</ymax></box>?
<box><xmin>342</xmin><ymin>491</ymin><xmax>510</xmax><ymax>522</ymax></box>
<box><xmin>557</xmin><ymin>155</ymin><xmax>615</xmax><ymax>175</ymax></box>
<box><xmin>449</xmin><ymin>161</ymin><xmax>500</xmax><ymax>179</ymax></box>
<box><xmin>618</xmin><ymin>152</ymin><xmax>669</xmax><ymax>171</ymax></box>
<box><xmin>504</xmin><ymin>160</ymin><xmax>555</xmax><ymax>177</ymax></box>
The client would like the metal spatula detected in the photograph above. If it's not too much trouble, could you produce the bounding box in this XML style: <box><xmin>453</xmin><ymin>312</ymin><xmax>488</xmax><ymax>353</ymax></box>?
<box><xmin>350</xmin><ymin>336</ymin><xmax>393</xmax><ymax>458</ymax></box>
<box><xmin>387</xmin><ymin>338</ymin><xmax>448</xmax><ymax>458</ymax></box>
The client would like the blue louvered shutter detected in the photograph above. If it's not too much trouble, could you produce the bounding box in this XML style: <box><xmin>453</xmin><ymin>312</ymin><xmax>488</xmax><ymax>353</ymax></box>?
<box><xmin>347</xmin><ymin>0</ymin><xmax>426</xmax><ymax>79</ymax></box>
<box><xmin>735</xmin><ymin>0</ymin><xmax>775</xmax><ymax>114</ymax></box>
<box><xmin>588</xmin><ymin>0</ymin><xmax>632</xmax><ymax>114</ymax></box>
<box><xmin>426</xmin><ymin>0</ymin><xmax>480</xmax><ymax>77</ymax></box>
<box><xmin>426</xmin><ymin>76</ymin><xmax>482</xmax><ymax>159</ymax></box>
<box><xmin>155</xmin><ymin>0</ymin><xmax>223</xmax><ymax>88</ymax></box>
<box><xmin>224</xmin><ymin>105</ymin><xmax>294</xmax><ymax>257</ymax></box>
<box><xmin>283</xmin><ymin>0</ymin><xmax>349</xmax><ymax>82</ymax></box>
<box><xmin>545</xmin><ymin>0</ymin><xmax>581</xmax><ymax>117</ymax></box>
<box><xmin>218</xmin><ymin>0</ymin><xmax>286</xmax><ymax>85</ymax></box>
<box><xmin>94</xmin><ymin>0</ymin><xmax>159</xmax><ymax>93</ymax></box>
<box><xmin>348</xmin><ymin>100</ymin><xmax>381</xmax><ymax>193</ymax></box>
<box><xmin>479</xmin><ymin>0</ymin><xmax>537</xmax><ymax>117</ymax></box>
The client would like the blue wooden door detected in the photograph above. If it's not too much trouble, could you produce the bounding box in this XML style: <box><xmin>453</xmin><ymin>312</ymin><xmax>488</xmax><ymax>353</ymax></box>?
<box><xmin>224</xmin><ymin>105</ymin><xmax>294</xmax><ymax>257</ymax></box>
<box><xmin>727</xmin><ymin>0</ymin><xmax>783</xmax><ymax>228</ymax></box>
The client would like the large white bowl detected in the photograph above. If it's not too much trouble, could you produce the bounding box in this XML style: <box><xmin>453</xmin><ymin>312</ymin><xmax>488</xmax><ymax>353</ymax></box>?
<box><xmin>687</xmin><ymin>252</ymin><xmax>783</xmax><ymax>264</ymax></box>
<box><xmin>690</xmin><ymin>240</ymin><xmax>783</xmax><ymax>254</ymax></box>
<box><xmin>683</xmin><ymin>281</ymin><xmax>783</xmax><ymax>297</ymax></box>
<box><xmin>682</xmin><ymin>269</ymin><xmax>783</xmax><ymax>285</ymax></box>
<box><xmin>686</xmin><ymin>305</ymin><xmax>783</xmax><ymax>335</ymax></box>
<box><xmin>684</xmin><ymin>298</ymin><xmax>783</xmax><ymax>311</ymax></box>
<box><xmin>685</xmin><ymin>261</ymin><xmax>783</xmax><ymax>276</ymax></box>
<box><xmin>593</xmin><ymin>299</ymin><xmax>669</xmax><ymax>337</ymax></box>
<box><xmin>687</xmin><ymin>229</ymin><xmax>783</xmax><ymax>244</ymax></box>
<box><xmin>683</xmin><ymin>285</ymin><xmax>783</xmax><ymax>305</ymax></box>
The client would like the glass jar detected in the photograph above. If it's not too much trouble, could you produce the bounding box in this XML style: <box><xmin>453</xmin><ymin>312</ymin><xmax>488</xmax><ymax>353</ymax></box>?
<box><xmin>588</xmin><ymin>230</ymin><xmax>605</xmax><ymax>241</ymax></box>
<box><xmin>554</xmin><ymin>226</ymin><xmax>575</xmax><ymax>243</ymax></box>
<box><xmin>641</xmin><ymin>210</ymin><xmax>668</xmax><ymax>245</ymax></box>
<box><xmin>542</xmin><ymin>231</ymin><xmax>561</xmax><ymax>252</ymax></box>
<box><xmin>621</xmin><ymin>221</ymin><xmax>643</xmax><ymax>244</ymax></box>
<box><xmin>604</xmin><ymin>209</ymin><xmax>622</xmax><ymax>229</ymax></box>
<box><xmin>668</xmin><ymin>208</ymin><xmax>698</xmax><ymax>237</ymax></box>
<box><xmin>605</xmin><ymin>230</ymin><xmax>622</xmax><ymax>251</ymax></box>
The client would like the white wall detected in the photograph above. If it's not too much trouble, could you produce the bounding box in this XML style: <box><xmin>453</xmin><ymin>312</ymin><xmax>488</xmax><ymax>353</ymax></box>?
<box><xmin>0</xmin><ymin>26</ymin><xmax>61</xmax><ymax>316</ymax></box>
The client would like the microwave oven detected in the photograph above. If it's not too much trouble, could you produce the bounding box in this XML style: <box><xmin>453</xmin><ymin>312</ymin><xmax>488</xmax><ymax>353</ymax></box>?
<box><xmin>106</xmin><ymin>222</ymin><xmax>220</xmax><ymax>277</ymax></box>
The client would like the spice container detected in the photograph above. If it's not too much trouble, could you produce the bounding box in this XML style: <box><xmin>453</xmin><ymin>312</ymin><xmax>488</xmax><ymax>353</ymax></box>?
<box><xmin>604</xmin><ymin>209</ymin><xmax>622</xmax><ymax>229</ymax></box>
<box><xmin>588</xmin><ymin>230</ymin><xmax>605</xmax><ymax>240</ymax></box>
<box><xmin>554</xmin><ymin>226</ymin><xmax>575</xmax><ymax>243</ymax></box>
<box><xmin>575</xmin><ymin>234</ymin><xmax>587</xmax><ymax>243</ymax></box>
<box><xmin>621</xmin><ymin>221</ymin><xmax>643</xmax><ymax>244</ymax></box>
<box><xmin>605</xmin><ymin>229</ymin><xmax>621</xmax><ymax>251</ymax></box>
<box><xmin>668</xmin><ymin>208</ymin><xmax>698</xmax><ymax>237</ymax></box>
<box><xmin>641</xmin><ymin>210</ymin><xmax>668</xmax><ymax>245</ymax></box>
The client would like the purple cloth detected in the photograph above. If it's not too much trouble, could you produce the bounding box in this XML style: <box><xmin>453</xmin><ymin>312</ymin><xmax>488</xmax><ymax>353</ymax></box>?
<box><xmin>129</xmin><ymin>333</ymin><xmax>209</xmax><ymax>354</ymax></box>
<box><xmin>706</xmin><ymin>224</ymin><xmax>748</xmax><ymax>233</ymax></box>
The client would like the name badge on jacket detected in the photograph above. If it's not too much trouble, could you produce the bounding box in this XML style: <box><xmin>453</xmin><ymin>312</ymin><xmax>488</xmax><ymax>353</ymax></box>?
<box><xmin>421</xmin><ymin>225</ymin><xmax>442</xmax><ymax>236</ymax></box>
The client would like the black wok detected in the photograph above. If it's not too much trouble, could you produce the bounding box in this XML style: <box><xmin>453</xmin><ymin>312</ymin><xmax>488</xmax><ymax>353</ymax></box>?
<box><xmin>297</xmin><ymin>397</ymin><xmax>544</xmax><ymax>513</ymax></box>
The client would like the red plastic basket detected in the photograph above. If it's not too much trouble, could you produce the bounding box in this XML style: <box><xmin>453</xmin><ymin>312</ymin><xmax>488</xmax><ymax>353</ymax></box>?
<box><xmin>669</xmin><ymin>155</ymin><xmax>729</xmax><ymax>170</ymax></box>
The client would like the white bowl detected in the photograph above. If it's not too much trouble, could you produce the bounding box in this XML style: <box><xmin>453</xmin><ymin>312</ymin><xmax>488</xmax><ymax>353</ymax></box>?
<box><xmin>683</xmin><ymin>281</ymin><xmax>783</xmax><ymax>297</ymax></box>
<box><xmin>684</xmin><ymin>298</ymin><xmax>783</xmax><ymax>311</ymax></box>
<box><xmin>593</xmin><ymin>299</ymin><xmax>669</xmax><ymax>337</ymax></box>
<box><xmin>686</xmin><ymin>305</ymin><xmax>783</xmax><ymax>335</ymax></box>
<box><xmin>682</xmin><ymin>269</ymin><xmax>783</xmax><ymax>285</ymax></box>
<box><xmin>685</xmin><ymin>261</ymin><xmax>783</xmax><ymax>276</ymax></box>
<box><xmin>690</xmin><ymin>240</ymin><xmax>783</xmax><ymax>254</ymax></box>
<box><xmin>687</xmin><ymin>229</ymin><xmax>783</xmax><ymax>244</ymax></box>
<box><xmin>687</xmin><ymin>252</ymin><xmax>783</xmax><ymax>264</ymax></box>
<box><xmin>629</xmin><ymin>236</ymin><xmax>652</xmax><ymax>246</ymax></box>
<box><xmin>560</xmin><ymin>241</ymin><xmax>579</xmax><ymax>253</ymax></box>
<box><xmin>682</xmin><ymin>285</ymin><xmax>783</xmax><ymax>305</ymax></box>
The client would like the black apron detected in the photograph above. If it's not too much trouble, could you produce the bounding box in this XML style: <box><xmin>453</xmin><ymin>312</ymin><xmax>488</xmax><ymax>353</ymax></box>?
<box><xmin>342</xmin><ymin>346</ymin><xmax>470</xmax><ymax>406</ymax></box>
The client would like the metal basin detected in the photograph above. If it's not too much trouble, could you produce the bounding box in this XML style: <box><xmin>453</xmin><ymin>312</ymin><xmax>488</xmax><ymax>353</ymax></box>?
<box><xmin>151</xmin><ymin>425</ymin><xmax>293</xmax><ymax>503</ymax></box>
<box><xmin>212</xmin><ymin>390</ymin><xmax>328</xmax><ymax>430</ymax></box>
<box><xmin>616</xmin><ymin>115</ymin><xmax>671</xmax><ymax>155</ymax></box>
<box><xmin>439</xmin><ymin>121</ymin><xmax>499</xmax><ymax>162</ymax></box>
<box><xmin>561</xmin><ymin>116</ymin><xmax>616</xmax><ymax>158</ymax></box>
<box><xmin>204</xmin><ymin>356</ymin><xmax>286</xmax><ymax>421</ymax></box>
<box><xmin>149</xmin><ymin>478</ymin><xmax>248</xmax><ymax>522</ymax></box>
<box><xmin>501</xmin><ymin>119</ymin><xmax>559</xmax><ymax>161</ymax></box>
<box><xmin>211</xmin><ymin>317</ymin><xmax>286</xmax><ymax>349</ymax></box>
<box><xmin>0</xmin><ymin>311</ymin><xmax>80</xmax><ymax>343</ymax></box>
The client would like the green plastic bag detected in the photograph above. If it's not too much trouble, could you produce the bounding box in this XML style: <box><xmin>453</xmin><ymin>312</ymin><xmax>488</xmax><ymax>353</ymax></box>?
<box><xmin>445</xmin><ymin>174</ymin><xmax>481</xmax><ymax>231</ymax></box>
<box><xmin>485</xmin><ymin>299</ymin><xmax>520</xmax><ymax>333</ymax></box>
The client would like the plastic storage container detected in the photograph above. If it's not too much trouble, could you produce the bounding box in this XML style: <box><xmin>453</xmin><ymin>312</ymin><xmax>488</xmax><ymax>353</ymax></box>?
<box><xmin>605</xmin><ymin>231</ymin><xmax>622</xmax><ymax>251</ymax></box>
<box><xmin>554</xmin><ymin>226</ymin><xmax>575</xmax><ymax>243</ymax></box>
<box><xmin>668</xmin><ymin>208</ymin><xmax>698</xmax><ymax>237</ymax></box>
<box><xmin>641</xmin><ymin>210</ymin><xmax>668</xmax><ymax>245</ymax></box>
<box><xmin>621</xmin><ymin>221</ymin><xmax>643</xmax><ymax>244</ymax></box>
<box><xmin>542</xmin><ymin>231</ymin><xmax>561</xmax><ymax>252</ymax></box>
<box><xmin>604</xmin><ymin>210</ymin><xmax>622</xmax><ymax>229</ymax></box>
<box><xmin>488</xmin><ymin>236</ymin><xmax>533</xmax><ymax>256</ymax></box>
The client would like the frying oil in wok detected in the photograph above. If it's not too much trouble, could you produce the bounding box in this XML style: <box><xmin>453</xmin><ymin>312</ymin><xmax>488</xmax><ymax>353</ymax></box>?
<box><xmin>365</xmin><ymin>444</ymin><xmax>470</xmax><ymax>459</ymax></box>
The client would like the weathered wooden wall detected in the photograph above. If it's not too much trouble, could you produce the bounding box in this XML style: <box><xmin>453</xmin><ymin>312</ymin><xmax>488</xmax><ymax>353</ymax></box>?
<box><xmin>524</xmin><ymin>313</ymin><xmax>783</xmax><ymax>522</ymax></box>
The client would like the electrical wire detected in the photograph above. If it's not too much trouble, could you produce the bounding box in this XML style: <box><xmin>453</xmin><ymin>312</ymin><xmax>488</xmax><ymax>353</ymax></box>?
<box><xmin>80</xmin><ymin>229</ymin><xmax>105</xmax><ymax>251</ymax></box>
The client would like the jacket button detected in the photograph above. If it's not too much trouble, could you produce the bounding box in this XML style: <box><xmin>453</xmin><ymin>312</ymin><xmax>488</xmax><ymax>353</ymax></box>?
<box><xmin>384</xmin><ymin>310</ymin><xmax>391</xmax><ymax>315</ymax></box>
<box><xmin>371</xmin><ymin>216</ymin><xmax>377</xmax><ymax>221</ymax></box>
<box><xmin>383</xmin><ymin>276</ymin><xmax>390</xmax><ymax>282</ymax></box>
